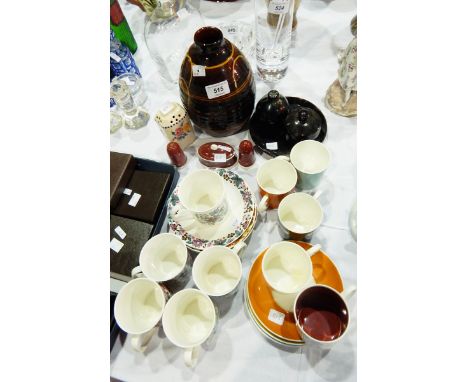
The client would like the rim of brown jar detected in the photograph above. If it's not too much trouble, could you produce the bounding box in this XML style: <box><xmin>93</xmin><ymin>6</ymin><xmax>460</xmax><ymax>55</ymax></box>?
<box><xmin>194</xmin><ymin>27</ymin><xmax>224</xmax><ymax>52</ymax></box>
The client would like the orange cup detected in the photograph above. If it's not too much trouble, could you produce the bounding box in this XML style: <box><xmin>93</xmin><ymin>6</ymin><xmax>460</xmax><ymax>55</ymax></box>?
<box><xmin>257</xmin><ymin>158</ymin><xmax>297</xmax><ymax>211</ymax></box>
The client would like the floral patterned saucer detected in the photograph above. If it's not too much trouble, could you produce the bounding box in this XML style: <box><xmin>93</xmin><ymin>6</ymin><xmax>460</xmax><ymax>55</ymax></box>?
<box><xmin>168</xmin><ymin>169</ymin><xmax>256</xmax><ymax>251</ymax></box>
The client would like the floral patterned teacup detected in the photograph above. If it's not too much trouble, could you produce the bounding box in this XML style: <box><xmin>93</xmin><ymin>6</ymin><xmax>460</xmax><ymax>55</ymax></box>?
<box><xmin>155</xmin><ymin>102</ymin><xmax>196</xmax><ymax>149</ymax></box>
<box><xmin>175</xmin><ymin>169</ymin><xmax>228</xmax><ymax>226</ymax></box>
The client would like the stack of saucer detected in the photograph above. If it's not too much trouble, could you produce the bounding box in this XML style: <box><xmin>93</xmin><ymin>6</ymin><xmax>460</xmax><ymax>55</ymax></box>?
<box><xmin>244</xmin><ymin>241</ymin><xmax>344</xmax><ymax>347</ymax></box>
<box><xmin>167</xmin><ymin>168</ymin><xmax>257</xmax><ymax>252</ymax></box>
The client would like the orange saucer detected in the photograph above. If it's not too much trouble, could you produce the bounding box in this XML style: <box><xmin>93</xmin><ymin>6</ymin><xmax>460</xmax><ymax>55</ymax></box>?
<box><xmin>247</xmin><ymin>241</ymin><xmax>344</xmax><ymax>342</ymax></box>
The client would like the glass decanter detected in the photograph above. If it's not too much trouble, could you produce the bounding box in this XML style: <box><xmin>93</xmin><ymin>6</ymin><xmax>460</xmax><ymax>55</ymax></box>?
<box><xmin>144</xmin><ymin>0</ymin><xmax>204</xmax><ymax>86</ymax></box>
<box><xmin>110</xmin><ymin>79</ymin><xmax>149</xmax><ymax>129</ymax></box>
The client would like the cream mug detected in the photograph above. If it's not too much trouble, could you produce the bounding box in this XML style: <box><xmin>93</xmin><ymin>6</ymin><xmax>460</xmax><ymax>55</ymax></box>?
<box><xmin>289</xmin><ymin>140</ymin><xmax>331</xmax><ymax>191</ymax></box>
<box><xmin>174</xmin><ymin>169</ymin><xmax>228</xmax><ymax>225</ymax></box>
<box><xmin>162</xmin><ymin>288</ymin><xmax>217</xmax><ymax>367</ymax></box>
<box><xmin>261</xmin><ymin>241</ymin><xmax>322</xmax><ymax>312</ymax></box>
<box><xmin>114</xmin><ymin>278</ymin><xmax>169</xmax><ymax>352</ymax></box>
<box><xmin>257</xmin><ymin>158</ymin><xmax>298</xmax><ymax>212</ymax></box>
<box><xmin>277</xmin><ymin>192</ymin><xmax>323</xmax><ymax>241</ymax></box>
<box><xmin>132</xmin><ymin>233</ymin><xmax>189</xmax><ymax>283</ymax></box>
<box><xmin>192</xmin><ymin>242</ymin><xmax>246</xmax><ymax>297</ymax></box>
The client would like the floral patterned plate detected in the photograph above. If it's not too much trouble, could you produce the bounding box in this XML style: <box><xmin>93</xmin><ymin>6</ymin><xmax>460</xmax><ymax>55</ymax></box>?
<box><xmin>227</xmin><ymin>205</ymin><xmax>257</xmax><ymax>249</ymax></box>
<box><xmin>168</xmin><ymin>169</ymin><xmax>256</xmax><ymax>251</ymax></box>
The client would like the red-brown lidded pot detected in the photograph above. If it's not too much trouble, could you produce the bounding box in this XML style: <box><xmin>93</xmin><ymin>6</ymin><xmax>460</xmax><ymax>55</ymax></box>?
<box><xmin>167</xmin><ymin>142</ymin><xmax>187</xmax><ymax>167</ymax></box>
<box><xmin>238</xmin><ymin>140</ymin><xmax>255</xmax><ymax>167</ymax></box>
<box><xmin>197</xmin><ymin>142</ymin><xmax>237</xmax><ymax>168</ymax></box>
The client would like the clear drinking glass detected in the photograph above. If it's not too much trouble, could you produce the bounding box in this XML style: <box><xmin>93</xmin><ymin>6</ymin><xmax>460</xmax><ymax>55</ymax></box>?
<box><xmin>254</xmin><ymin>0</ymin><xmax>294</xmax><ymax>82</ymax></box>
<box><xmin>218</xmin><ymin>22</ymin><xmax>255</xmax><ymax>62</ymax></box>
<box><xmin>110</xmin><ymin>80</ymin><xmax>150</xmax><ymax>130</ymax></box>
<box><xmin>116</xmin><ymin>73</ymin><xmax>147</xmax><ymax>106</ymax></box>
<box><xmin>110</xmin><ymin>111</ymin><xmax>123</xmax><ymax>134</ymax></box>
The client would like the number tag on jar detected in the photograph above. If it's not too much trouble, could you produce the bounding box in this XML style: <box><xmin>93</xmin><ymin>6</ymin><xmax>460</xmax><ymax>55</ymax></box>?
<box><xmin>192</xmin><ymin>65</ymin><xmax>206</xmax><ymax>77</ymax></box>
<box><xmin>205</xmin><ymin>80</ymin><xmax>231</xmax><ymax>99</ymax></box>
<box><xmin>268</xmin><ymin>0</ymin><xmax>290</xmax><ymax>15</ymax></box>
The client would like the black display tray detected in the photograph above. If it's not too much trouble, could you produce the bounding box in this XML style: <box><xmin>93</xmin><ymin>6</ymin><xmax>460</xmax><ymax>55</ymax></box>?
<box><xmin>249</xmin><ymin>96</ymin><xmax>327</xmax><ymax>157</ymax></box>
<box><xmin>110</xmin><ymin>158</ymin><xmax>179</xmax><ymax>282</ymax></box>
<box><xmin>134</xmin><ymin>158</ymin><xmax>179</xmax><ymax>236</ymax></box>
<box><xmin>110</xmin><ymin>291</ymin><xmax>119</xmax><ymax>352</ymax></box>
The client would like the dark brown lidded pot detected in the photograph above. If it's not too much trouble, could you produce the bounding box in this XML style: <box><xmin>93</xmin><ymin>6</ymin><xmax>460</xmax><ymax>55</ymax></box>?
<box><xmin>285</xmin><ymin>106</ymin><xmax>322</xmax><ymax>143</ymax></box>
<box><xmin>179</xmin><ymin>26</ymin><xmax>256</xmax><ymax>137</ymax></box>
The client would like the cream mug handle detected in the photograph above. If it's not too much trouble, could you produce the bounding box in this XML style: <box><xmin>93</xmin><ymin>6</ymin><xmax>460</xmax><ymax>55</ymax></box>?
<box><xmin>131</xmin><ymin>266</ymin><xmax>144</xmax><ymax>278</ymax></box>
<box><xmin>232</xmin><ymin>241</ymin><xmax>247</xmax><ymax>258</ymax></box>
<box><xmin>258</xmin><ymin>194</ymin><xmax>269</xmax><ymax>213</ymax></box>
<box><xmin>170</xmin><ymin>205</ymin><xmax>196</xmax><ymax>230</ymax></box>
<box><xmin>305</xmin><ymin>244</ymin><xmax>322</xmax><ymax>257</ymax></box>
<box><xmin>184</xmin><ymin>345</ymin><xmax>200</xmax><ymax>368</ymax></box>
<box><xmin>130</xmin><ymin>327</ymin><xmax>156</xmax><ymax>352</ymax></box>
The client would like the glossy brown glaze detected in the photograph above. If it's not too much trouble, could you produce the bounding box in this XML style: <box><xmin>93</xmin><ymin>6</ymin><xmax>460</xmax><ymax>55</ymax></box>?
<box><xmin>179</xmin><ymin>26</ymin><xmax>256</xmax><ymax>137</ymax></box>
<box><xmin>167</xmin><ymin>142</ymin><xmax>187</xmax><ymax>168</ymax></box>
<box><xmin>197</xmin><ymin>142</ymin><xmax>237</xmax><ymax>168</ymax></box>
<box><xmin>284</xmin><ymin>106</ymin><xmax>322</xmax><ymax>142</ymax></box>
<box><xmin>254</xmin><ymin>90</ymin><xmax>290</xmax><ymax>127</ymax></box>
<box><xmin>295</xmin><ymin>285</ymin><xmax>349</xmax><ymax>342</ymax></box>
<box><xmin>238</xmin><ymin>140</ymin><xmax>256</xmax><ymax>167</ymax></box>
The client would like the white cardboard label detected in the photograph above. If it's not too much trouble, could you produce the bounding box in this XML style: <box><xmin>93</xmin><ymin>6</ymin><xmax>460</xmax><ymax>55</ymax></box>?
<box><xmin>110</xmin><ymin>52</ymin><xmax>121</xmax><ymax>62</ymax></box>
<box><xmin>123</xmin><ymin>188</ymin><xmax>132</xmax><ymax>196</ymax></box>
<box><xmin>192</xmin><ymin>65</ymin><xmax>206</xmax><ymax>77</ymax></box>
<box><xmin>110</xmin><ymin>238</ymin><xmax>124</xmax><ymax>253</ymax></box>
<box><xmin>214</xmin><ymin>153</ymin><xmax>227</xmax><ymax>162</ymax></box>
<box><xmin>128</xmin><ymin>192</ymin><xmax>141</xmax><ymax>207</ymax></box>
<box><xmin>266</xmin><ymin>142</ymin><xmax>278</xmax><ymax>150</ymax></box>
<box><xmin>268</xmin><ymin>309</ymin><xmax>285</xmax><ymax>325</ymax></box>
<box><xmin>114</xmin><ymin>226</ymin><xmax>126</xmax><ymax>240</ymax></box>
<box><xmin>268</xmin><ymin>0</ymin><xmax>290</xmax><ymax>15</ymax></box>
<box><xmin>205</xmin><ymin>80</ymin><xmax>231</xmax><ymax>99</ymax></box>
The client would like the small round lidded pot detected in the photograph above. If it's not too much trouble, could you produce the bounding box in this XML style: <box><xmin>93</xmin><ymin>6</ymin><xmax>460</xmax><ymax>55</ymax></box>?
<box><xmin>254</xmin><ymin>90</ymin><xmax>289</xmax><ymax>127</ymax></box>
<box><xmin>155</xmin><ymin>102</ymin><xmax>196</xmax><ymax>150</ymax></box>
<box><xmin>285</xmin><ymin>106</ymin><xmax>322</xmax><ymax>143</ymax></box>
<box><xmin>197</xmin><ymin>142</ymin><xmax>237</xmax><ymax>168</ymax></box>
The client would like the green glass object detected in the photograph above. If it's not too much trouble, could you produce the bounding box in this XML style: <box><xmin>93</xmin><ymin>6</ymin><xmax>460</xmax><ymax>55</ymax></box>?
<box><xmin>110</xmin><ymin>0</ymin><xmax>138</xmax><ymax>54</ymax></box>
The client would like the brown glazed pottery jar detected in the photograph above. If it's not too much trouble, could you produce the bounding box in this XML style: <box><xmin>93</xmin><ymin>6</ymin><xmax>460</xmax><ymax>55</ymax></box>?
<box><xmin>179</xmin><ymin>26</ymin><xmax>256</xmax><ymax>137</ymax></box>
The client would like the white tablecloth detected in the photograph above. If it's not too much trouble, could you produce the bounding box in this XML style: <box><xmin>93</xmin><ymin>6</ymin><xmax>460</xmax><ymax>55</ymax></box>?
<box><xmin>110</xmin><ymin>0</ymin><xmax>357</xmax><ymax>380</ymax></box>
